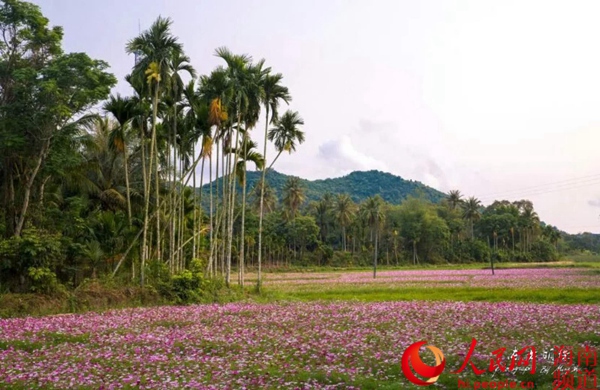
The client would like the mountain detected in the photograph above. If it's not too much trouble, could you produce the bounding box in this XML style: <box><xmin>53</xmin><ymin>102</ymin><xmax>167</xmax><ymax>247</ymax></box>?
<box><xmin>198</xmin><ymin>169</ymin><xmax>446</xmax><ymax>206</ymax></box>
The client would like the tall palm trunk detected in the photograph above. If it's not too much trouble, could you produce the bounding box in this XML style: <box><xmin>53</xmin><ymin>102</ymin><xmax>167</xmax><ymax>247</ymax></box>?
<box><xmin>220</xmin><ymin>137</ymin><xmax>227</xmax><ymax>277</ymax></box>
<box><xmin>226</xmin><ymin>113</ymin><xmax>243</xmax><ymax>287</ymax></box>
<box><xmin>137</xmin><ymin>128</ymin><xmax>147</xmax><ymax>282</ymax></box>
<box><xmin>170</xmin><ymin>106</ymin><xmax>177</xmax><ymax>273</ymax></box>
<box><xmin>155</xmin><ymin>140</ymin><xmax>161</xmax><ymax>263</ymax></box>
<box><xmin>239</xmin><ymin>135</ymin><xmax>248</xmax><ymax>288</ymax></box>
<box><xmin>193</xmin><ymin>143</ymin><xmax>207</xmax><ymax>262</ymax></box>
<box><xmin>192</xmin><ymin>143</ymin><xmax>197</xmax><ymax>260</ymax></box>
<box><xmin>178</xmin><ymin>152</ymin><xmax>185</xmax><ymax>271</ymax></box>
<box><xmin>123</xmin><ymin>142</ymin><xmax>132</xmax><ymax>227</ymax></box>
<box><xmin>208</xmin><ymin>150</ymin><xmax>214</xmax><ymax>276</ymax></box>
<box><xmin>257</xmin><ymin>106</ymin><xmax>269</xmax><ymax>290</ymax></box>
<box><xmin>141</xmin><ymin>82</ymin><xmax>160</xmax><ymax>286</ymax></box>
<box><xmin>373</xmin><ymin>229</ymin><xmax>378</xmax><ymax>279</ymax></box>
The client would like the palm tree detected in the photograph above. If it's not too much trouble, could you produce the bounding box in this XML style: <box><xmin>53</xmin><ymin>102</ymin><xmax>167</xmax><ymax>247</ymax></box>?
<box><xmin>282</xmin><ymin>177</ymin><xmax>305</xmax><ymax>260</ymax></box>
<box><xmin>214</xmin><ymin>46</ymin><xmax>261</xmax><ymax>287</ymax></box>
<box><xmin>77</xmin><ymin>117</ymin><xmax>131</xmax><ymax>215</ymax></box>
<box><xmin>103</xmin><ymin>94</ymin><xmax>137</xmax><ymax>227</ymax></box>
<box><xmin>462</xmin><ymin>196</ymin><xmax>482</xmax><ymax>239</ymax></box>
<box><xmin>235</xmin><ymin>135</ymin><xmax>264</xmax><ymax>287</ymax></box>
<box><xmin>519</xmin><ymin>202</ymin><xmax>539</xmax><ymax>252</ymax></box>
<box><xmin>199</xmin><ymin>67</ymin><xmax>230</xmax><ymax>277</ymax></box>
<box><xmin>257</xmin><ymin>72</ymin><xmax>290</xmax><ymax>290</ymax></box>
<box><xmin>282</xmin><ymin>177</ymin><xmax>305</xmax><ymax>221</ymax></box>
<box><xmin>447</xmin><ymin>190</ymin><xmax>463</xmax><ymax>210</ymax></box>
<box><xmin>335</xmin><ymin>194</ymin><xmax>355</xmax><ymax>251</ymax></box>
<box><xmin>126</xmin><ymin>16</ymin><xmax>184</xmax><ymax>286</ymax></box>
<box><xmin>312</xmin><ymin>196</ymin><xmax>332</xmax><ymax>243</ymax></box>
<box><xmin>363</xmin><ymin>196</ymin><xmax>384</xmax><ymax>278</ymax></box>
<box><xmin>268</xmin><ymin>110</ymin><xmax>305</xmax><ymax>169</ymax></box>
<box><xmin>252</xmin><ymin>181</ymin><xmax>277</xmax><ymax>214</ymax></box>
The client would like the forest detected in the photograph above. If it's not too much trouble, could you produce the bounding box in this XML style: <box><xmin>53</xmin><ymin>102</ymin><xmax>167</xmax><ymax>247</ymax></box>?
<box><xmin>0</xmin><ymin>0</ymin><xmax>577</xmax><ymax>298</ymax></box>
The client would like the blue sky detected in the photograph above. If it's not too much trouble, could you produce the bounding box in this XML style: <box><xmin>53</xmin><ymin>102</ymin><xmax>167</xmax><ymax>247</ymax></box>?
<box><xmin>34</xmin><ymin>0</ymin><xmax>600</xmax><ymax>233</ymax></box>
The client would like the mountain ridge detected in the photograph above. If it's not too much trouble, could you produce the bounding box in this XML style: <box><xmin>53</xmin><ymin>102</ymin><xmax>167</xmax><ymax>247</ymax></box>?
<box><xmin>198</xmin><ymin>169</ymin><xmax>446</xmax><ymax>205</ymax></box>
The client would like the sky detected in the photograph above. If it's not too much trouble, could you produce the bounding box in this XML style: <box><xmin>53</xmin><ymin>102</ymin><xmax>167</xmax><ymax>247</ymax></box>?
<box><xmin>33</xmin><ymin>0</ymin><xmax>600</xmax><ymax>234</ymax></box>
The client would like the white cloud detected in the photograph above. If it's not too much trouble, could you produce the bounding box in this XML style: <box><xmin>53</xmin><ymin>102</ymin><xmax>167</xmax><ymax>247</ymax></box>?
<box><xmin>317</xmin><ymin>135</ymin><xmax>388</xmax><ymax>175</ymax></box>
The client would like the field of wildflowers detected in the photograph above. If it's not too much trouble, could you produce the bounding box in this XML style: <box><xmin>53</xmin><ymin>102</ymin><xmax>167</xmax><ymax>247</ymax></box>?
<box><xmin>264</xmin><ymin>268</ymin><xmax>600</xmax><ymax>289</ymax></box>
<box><xmin>1</xmin><ymin>268</ymin><xmax>598</xmax><ymax>389</ymax></box>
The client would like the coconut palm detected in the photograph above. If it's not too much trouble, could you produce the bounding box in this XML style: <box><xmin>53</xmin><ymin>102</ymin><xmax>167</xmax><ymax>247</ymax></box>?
<box><xmin>282</xmin><ymin>177</ymin><xmax>305</xmax><ymax>221</ymax></box>
<box><xmin>462</xmin><ymin>196</ymin><xmax>482</xmax><ymax>239</ymax></box>
<box><xmin>363</xmin><ymin>196</ymin><xmax>385</xmax><ymax>278</ymax></box>
<box><xmin>447</xmin><ymin>190</ymin><xmax>463</xmax><ymax>210</ymax></box>
<box><xmin>103</xmin><ymin>94</ymin><xmax>137</xmax><ymax>226</ymax></box>
<box><xmin>311</xmin><ymin>196</ymin><xmax>333</xmax><ymax>243</ymax></box>
<box><xmin>79</xmin><ymin>117</ymin><xmax>129</xmax><ymax>212</ymax></box>
<box><xmin>257</xmin><ymin>72</ymin><xmax>291</xmax><ymax>290</ymax></box>
<box><xmin>519</xmin><ymin>201</ymin><xmax>539</xmax><ymax>251</ymax></box>
<box><xmin>335</xmin><ymin>194</ymin><xmax>355</xmax><ymax>251</ymax></box>
<box><xmin>252</xmin><ymin>181</ymin><xmax>277</xmax><ymax>214</ymax></box>
<box><xmin>282</xmin><ymin>177</ymin><xmax>305</xmax><ymax>259</ymax></box>
<box><xmin>268</xmin><ymin>110</ymin><xmax>305</xmax><ymax>169</ymax></box>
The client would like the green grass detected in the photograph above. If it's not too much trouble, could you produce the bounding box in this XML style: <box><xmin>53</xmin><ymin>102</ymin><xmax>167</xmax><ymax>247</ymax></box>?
<box><xmin>256</xmin><ymin>259</ymin><xmax>600</xmax><ymax>274</ymax></box>
<box><xmin>567</xmin><ymin>253</ymin><xmax>600</xmax><ymax>263</ymax></box>
<box><xmin>260</xmin><ymin>285</ymin><xmax>600</xmax><ymax>304</ymax></box>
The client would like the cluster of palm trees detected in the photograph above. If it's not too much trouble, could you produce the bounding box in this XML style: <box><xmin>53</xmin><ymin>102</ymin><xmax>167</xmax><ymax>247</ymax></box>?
<box><xmin>448</xmin><ymin>191</ymin><xmax>481</xmax><ymax>239</ymax></box>
<box><xmin>97</xmin><ymin>17</ymin><xmax>305</xmax><ymax>288</ymax></box>
<box><xmin>446</xmin><ymin>190</ymin><xmax>559</xmax><ymax>256</ymax></box>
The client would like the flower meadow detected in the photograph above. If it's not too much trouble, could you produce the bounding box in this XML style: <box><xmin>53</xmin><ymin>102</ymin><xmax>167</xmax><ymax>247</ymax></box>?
<box><xmin>266</xmin><ymin>268</ymin><xmax>600</xmax><ymax>289</ymax></box>
<box><xmin>1</xmin><ymin>300</ymin><xmax>599</xmax><ymax>389</ymax></box>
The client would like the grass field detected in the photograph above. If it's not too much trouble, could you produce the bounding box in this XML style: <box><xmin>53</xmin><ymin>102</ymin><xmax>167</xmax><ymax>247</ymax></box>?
<box><xmin>0</xmin><ymin>263</ymin><xmax>598</xmax><ymax>389</ymax></box>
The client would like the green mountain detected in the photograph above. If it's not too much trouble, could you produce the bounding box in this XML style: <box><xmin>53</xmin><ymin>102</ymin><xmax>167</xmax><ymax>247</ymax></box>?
<box><xmin>198</xmin><ymin>169</ymin><xmax>446</xmax><ymax>206</ymax></box>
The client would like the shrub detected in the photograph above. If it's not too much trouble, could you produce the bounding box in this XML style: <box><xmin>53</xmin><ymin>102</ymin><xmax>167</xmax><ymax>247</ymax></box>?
<box><xmin>0</xmin><ymin>229</ymin><xmax>65</xmax><ymax>292</ymax></box>
<box><xmin>168</xmin><ymin>258</ymin><xmax>207</xmax><ymax>304</ymax></box>
<box><xmin>27</xmin><ymin>267</ymin><xmax>64</xmax><ymax>295</ymax></box>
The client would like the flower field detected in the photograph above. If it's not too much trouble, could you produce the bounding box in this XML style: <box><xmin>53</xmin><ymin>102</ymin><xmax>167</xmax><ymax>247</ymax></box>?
<box><xmin>264</xmin><ymin>268</ymin><xmax>600</xmax><ymax>289</ymax></box>
<box><xmin>1</xmin><ymin>298</ymin><xmax>599</xmax><ymax>389</ymax></box>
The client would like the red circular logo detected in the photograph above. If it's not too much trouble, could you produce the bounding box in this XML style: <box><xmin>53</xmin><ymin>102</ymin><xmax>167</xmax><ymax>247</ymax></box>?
<box><xmin>401</xmin><ymin>341</ymin><xmax>446</xmax><ymax>386</ymax></box>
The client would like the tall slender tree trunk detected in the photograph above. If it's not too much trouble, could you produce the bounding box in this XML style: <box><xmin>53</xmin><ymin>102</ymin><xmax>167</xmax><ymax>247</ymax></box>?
<box><xmin>154</xmin><ymin>140</ymin><xmax>161</xmax><ymax>264</ymax></box>
<box><xmin>123</xmin><ymin>143</ymin><xmax>132</xmax><ymax>227</ymax></box>
<box><xmin>14</xmin><ymin>139</ymin><xmax>50</xmax><ymax>237</ymax></box>
<box><xmin>373</xmin><ymin>229</ymin><xmax>378</xmax><ymax>279</ymax></box>
<box><xmin>192</xmin><ymin>143</ymin><xmax>197</xmax><ymax>260</ymax></box>
<box><xmin>142</xmin><ymin>82</ymin><xmax>160</xmax><ymax>286</ymax></box>
<box><xmin>178</xmin><ymin>153</ymin><xmax>185</xmax><ymax>270</ymax></box>
<box><xmin>226</xmin><ymin>114</ymin><xmax>243</xmax><ymax>287</ymax></box>
<box><xmin>413</xmin><ymin>241</ymin><xmax>417</xmax><ymax>265</ymax></box>
<box><xmin>239</xmin><ymin>136</ymin><xmax>248</xmax><ymax>288</ymax></box>
<box><xmin>208</xmin><ymin>150</ymin><xmax>214</xmax><ymax>276</ymax></box>
<box><xmin>220</xmin><ymin>138</ymin><xmax>227</xmax><ymax>278</ymax></box>
<box><xmin>170</xmin><ymin>107</ymin><xmax>177</xmax><ymax>273</ymax></box>
<box><xmin>257</xmin><ymin>106</ymin><xmax>270</xmax><ymax>291</ymax></box>
<box><xmin>139</xmin><ymin>128</ymin><xmax>148</xmax><ymax>281</ymax></box>
<box><xmin>196</xmin><ymin>151</ymin><xmax>206</xmax><ymax>259</ymax></box>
